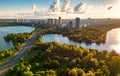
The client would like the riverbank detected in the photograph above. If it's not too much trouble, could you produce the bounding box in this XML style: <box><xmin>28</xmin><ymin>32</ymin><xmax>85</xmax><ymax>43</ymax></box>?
<box><xmin>47</xmin><ymin>23</ymin><xmax>120</xmax><ymax>44</ymax></box>
<box><xmin>0</xmin><ymin>25</ymin><xmax>56</xmax><ymax>76</ymax></box>
<box><xmin>3</xmin><ymin>23</ymin><xmax>120</xmax><ymax>76</ymax></box>
<box><xmin>0</xmin><ymin>26</ymin><xmax>35</xmax><ymax>65</ymax></box>
<box><xmin>0</xmin><ymin>22</ymin><xmax>34</xmax><ymax>27</ymax></box>
<box><xmin>6</xmin><ymin>33</ymin><xmax>120</xmax><ymax>76</ymax></box>
<box><xmin>0</xmin><ymin>32</ymin><xmax>34</xmax><ymax>64</ymax></box>
<box><xmin>0</xmin><ymin>31</ymin><xmax>39</xmax><ymax>76</ymax></box>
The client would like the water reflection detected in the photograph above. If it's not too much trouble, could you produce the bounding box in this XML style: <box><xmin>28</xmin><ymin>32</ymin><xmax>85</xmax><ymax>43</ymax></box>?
<box><xmin>42</xmin><ymin>34</ymin><xmax>105</xmax><ymax>50</ymax></box>
<box><xmin>105</xmin><ymin>28</ymin><xmax>120</xmax><ymax>53</ymax></box>
<box><xmin>0</xmin><ymin>26</ymin><xmax>35</xmax><ymax>51</ymax></box>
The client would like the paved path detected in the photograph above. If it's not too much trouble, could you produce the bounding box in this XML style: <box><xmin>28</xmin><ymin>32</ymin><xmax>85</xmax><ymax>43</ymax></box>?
<box><xmin>0</xmin><ymin>30</ymin><xmax>41</xmax><ymax>76</ymax></box>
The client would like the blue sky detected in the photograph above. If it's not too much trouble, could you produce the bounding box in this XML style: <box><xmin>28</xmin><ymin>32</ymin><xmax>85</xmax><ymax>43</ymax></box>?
<box><xmin>0</xmin><ymin>0</ymin><xmax>36</xmax><ymax>11</ymax></box>
<box><xmin>0</xmin><ymin>0</ymin><xmax>119</xmax><ymax>18</ymax></box>
<box><xmin>0</xmin><ymin>0</ymin><xmax>114</xmax><ymax>11</ymax></box>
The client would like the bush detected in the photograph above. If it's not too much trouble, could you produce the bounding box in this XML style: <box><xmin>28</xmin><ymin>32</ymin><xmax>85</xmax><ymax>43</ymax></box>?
<box><xmin>68</xmin><ymin>67</ymin><xmax>85</xmax><ymax>76</ymax></box>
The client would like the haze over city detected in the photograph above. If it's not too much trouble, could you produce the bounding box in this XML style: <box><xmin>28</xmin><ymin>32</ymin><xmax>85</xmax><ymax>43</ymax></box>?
<box><xmin>0</xmin><ymin>0</ymin><xmax>120</xmax><ymax>19</ymax></box>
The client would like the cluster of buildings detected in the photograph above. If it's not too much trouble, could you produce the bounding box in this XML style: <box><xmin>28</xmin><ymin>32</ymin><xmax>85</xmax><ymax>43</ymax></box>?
<box><xmin>16</xmin><ymin>17</ymin><xmax>82</xmax><ymax>30</ymax></box>
<box><xmin>16</xmin><ymin>19</ymin><xmax>46</xmax><ymax>24</ymax></box>
<box><xmin>57</xmin><ymin>17</ymin><xmax>81</xmax><ymax>30</ymax></box>
<box><xmin>15</xmin><ymin>17</ymin><xmax>120</xmax><ymax>30</ymax></box>
<box><xmin>47</xmin><ymin>19</ymin><xmax>57</xmax><ymax>25</ymax></box>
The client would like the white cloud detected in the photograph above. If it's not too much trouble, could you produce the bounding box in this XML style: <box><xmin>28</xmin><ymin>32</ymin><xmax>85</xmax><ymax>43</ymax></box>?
<box><xmin>61</xmin><ymin>0</ymin><xmax>73</xmax><ymax>13</ymax></box>
<box><xmin>49</xmin><ymin>0</ymin><xmax>61</xmax><ymax>12</ymax></box>
<box><xmin>74</xmin><ymin>3</ymin><xmax>89</xmax><ymax>14</ymax></box>
<box><xmin>1</xmin><ymin>0</ymin><xmax>120</xmax><ymax>19</ymax></box>
<box><xmin>35</xmin><ymin>0</ymin><xmax>116</xmax><ymax>19</ymax></box>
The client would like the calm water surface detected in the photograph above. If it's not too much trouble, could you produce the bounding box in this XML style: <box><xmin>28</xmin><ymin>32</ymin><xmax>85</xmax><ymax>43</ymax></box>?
<box><xmin>42</xmin><ymin>34</ymin><xmax>105</xmax><ymax>50</ymax></box>
<box><xmin>1</xmin><ymin>26</ymin><xmax>118</xmax><ymax>52</ymax></box>
<box><xmin>0</xmin><ymin>26</ymin><xmax>35</xmax><ymax>50</ymax></box>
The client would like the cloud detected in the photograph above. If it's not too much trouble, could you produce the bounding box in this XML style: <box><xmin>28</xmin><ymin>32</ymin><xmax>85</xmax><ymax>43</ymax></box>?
<box><xmin>49</xmin><ymin>0</ymin><xmax>61</xmax><ymax>12</ymax></box>
<box><xmin>74</xmin><ymin>3</ymin><xmax>89</xmax><ymax>14</ymax></box>
<box><xmin>48</xmin><ymin>0</ymin><xmax>91</xmax><ymax>14</ymax></box>
<box><xmin>61</xmin><ymin>0</ymin><xmax>73</xmax><ymax>13</ymax></box>
<box><xmin>32</xmin><ymin>4</ymin><xmax>37</xmax><ymax>12</ymax></box>
<box><xmin>30</xmin><ymin>0</ymin><xmax>115</xmax><ymax>19</ymax></box>
<box><xmin>3</xmin><ymin>0</ymin><xmax>120</xmax><ymax>19</ymax></box>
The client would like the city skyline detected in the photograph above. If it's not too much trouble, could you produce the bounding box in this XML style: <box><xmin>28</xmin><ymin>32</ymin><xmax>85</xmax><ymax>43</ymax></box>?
<box><xmin>0</xmin><ymin>0</ymin><xmax>120</xmax><ymax>19</ymax></box>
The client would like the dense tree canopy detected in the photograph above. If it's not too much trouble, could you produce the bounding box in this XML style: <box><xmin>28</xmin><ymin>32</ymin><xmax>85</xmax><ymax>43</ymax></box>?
<box><xmin>5</xmin><ymin>23</ymin><xmax>120</xmax><ymax>76</ymax></box>
<box><xmin>6</xmin><ymin>38</ymin><xmax>120</xmax><ymax>76</ymax></box>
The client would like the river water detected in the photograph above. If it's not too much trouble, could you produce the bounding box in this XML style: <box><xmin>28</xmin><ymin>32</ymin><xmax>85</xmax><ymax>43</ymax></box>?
<box><xmin>0</xmin><ymin>26</ymin><xmax>120</xmax><ymax>53</ymax></box>
<box><xmin>42</xmin><ymin>34</ymin><xmax>105</xmax><ymax>51</ymax></box>
<box><xmin>105</xmin><ymin>28</ymin><xmax>120</xmax><ymax>53</ymax></box>
<box><xmin>0</xmin><ymin>26</ymin><xmax>35</xmax><ymax>50</ymax></box>
<box><xmin>42</xmin><ymin>28</ymin><xmax>120</xmax><ymax>53</ymax></box>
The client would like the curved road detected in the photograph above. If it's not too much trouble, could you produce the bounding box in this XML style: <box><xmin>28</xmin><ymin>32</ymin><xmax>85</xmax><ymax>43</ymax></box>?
<box><xmin>0</xmin><ymin>30</ymin><xmax>41</xmax><ymax>76</ymax></box>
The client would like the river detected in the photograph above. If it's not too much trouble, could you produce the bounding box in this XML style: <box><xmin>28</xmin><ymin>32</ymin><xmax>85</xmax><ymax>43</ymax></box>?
<box><xmin>1</xmin><ymin>26</ymin><xmax>120</xmax><ymax>53</ymax></box>
<box><xmin>0</xmin><ymin>26</ymin><xmax>35</xmax><ymax>50</ymax></box>
<box><xmin>42</xmin><ymin>34</ymin><xmax>105</xmax><ymax>50</ymax></box>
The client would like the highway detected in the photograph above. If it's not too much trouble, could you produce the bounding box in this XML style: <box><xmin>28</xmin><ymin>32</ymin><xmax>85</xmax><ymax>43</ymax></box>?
<box><xmin>0</xmin><ymin>27</ymin><xmax>55</xmax><ymax>76</ymax></box>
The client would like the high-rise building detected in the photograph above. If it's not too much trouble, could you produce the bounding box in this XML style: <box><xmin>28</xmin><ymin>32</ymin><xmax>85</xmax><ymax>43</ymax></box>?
<box><xmin>54</xmin><ymin>19</ymin><xmax>57</xmax><ymax>25</ymax></box>
<box><xmin>75</xmin><ymin>17</ymin><xmax>80</xmax><ymax>29</ymax></box>
<box><xmin>59</xmin><ymin>17</ymin><xmax>61</xmax><ymax>24</ymax></box>
<box><xmin>47</xmin><ymin>19</ymin><xmax>51</xmax><ymax>24</ymax></box>
<box><xmin>57</xmin><ymin>17</ymin><xmax>62</xmax><ymax>29</ymax></box>
<box><xmin>51</xmin><ymin>19</ymin><xmax>54</xmax><ymax>25</ymax></box>
<box><xmin>69</xmin><ymin>21</ymin><xmax>73</xmax><ymax>30</ymax></box>
<box><xmin>47</xmin><ymin>18</ymin><xmax>58</xmax><ymax>25</ymax></box>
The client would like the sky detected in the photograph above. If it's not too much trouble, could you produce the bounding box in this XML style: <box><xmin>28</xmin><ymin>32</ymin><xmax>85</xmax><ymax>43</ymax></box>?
<box><xmin>0</xmin><ymin>0</ymin><xmax>120</xmax><ymax>19</ymax></box>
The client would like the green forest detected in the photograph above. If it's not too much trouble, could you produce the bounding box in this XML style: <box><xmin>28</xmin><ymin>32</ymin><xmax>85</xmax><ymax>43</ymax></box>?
<box><xmin>0</xmin><ymin>32</ymin><xmax>32</xmax><ymax>61</ymax></box>
<box><xmin>4</xmin><ymin>24</ymin><xmax>120</xmax><ymax>76</ymax></box>
<box><xmin>6</xmin><ymin>34</ymin><xmax>120</xmax><ymax>76</ymax></box>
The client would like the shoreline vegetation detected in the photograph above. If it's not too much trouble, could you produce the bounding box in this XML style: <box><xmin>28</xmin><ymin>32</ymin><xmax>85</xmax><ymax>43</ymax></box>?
<box><xmin>0</xmin><ymin>22</ymin><xmax>33</xmax><ymax>27</ymax></box>
<box><xmin>46</xmin><ymin>23</ymin><xmax>120</xmax><ymax>44</ymax></box>
<box><xmin>0</xmin><ymin>29</ymin><xmax>35</xmax><ymax>62</ymax></box>
<box><xmin>6</xmin><ymin>30</ymin><xmax>120</xmax><ymax>76</ymax></box>
<box><xmin>0</xmin><ymin>25</ymin><xmax>55</xmax><ymax>62</ymax></box>
<box><xmin>0</xmin><ymin>23</ymin><xmax>120</xmax><ymax>76</ymax></box>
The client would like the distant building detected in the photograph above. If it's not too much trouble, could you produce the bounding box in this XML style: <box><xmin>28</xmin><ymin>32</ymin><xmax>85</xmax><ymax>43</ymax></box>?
<box><xmin>54</xmin><ymin>19</ymin><xmax>57</xmax><ymax>25</ymax></box>
<box><xmin>51</xmin><ymin>19</ymin><xmax>54</xmax><ymax>25</ymax></box>
<box><xmin>57</xmin><ymin>17</ymin><xmax>62</xmax><ymax>29</ymax></box>
<box><xmin>59</xmin><ymin>17</ymin><xmax>62</xmax><ymax>24</ymax></box>
<box><xmin>40</xmin><ymin>20</ymin><xmax>47</xmax><ymax>24</ymax></box>
<box><xmin>16</xmin><ymin>19</ymin><xmax>19</xmax><ymax>23</ymax></box>
<box><xmin>58</xmin><ymin>22</ymin><xmax>67</xmax><ymax>29</ymax></box>
<box><xmin>75</xmin><ymin>17</ymin><xmax>80</xmax><ymax>29</ymax></box>
<box><xmin>47</xmin><ymin>18</ymin><xmax>58</xmax><ymax>25</ymax></box>
<box><xmin>69</xmin><ymin>21</ymin><xmax>73</xmax><ymax>30</ymax></box>
<box><xmin>47</xmin><ymin>19</ymin><xmax>51</xmax><ymax>24</ymax></box>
